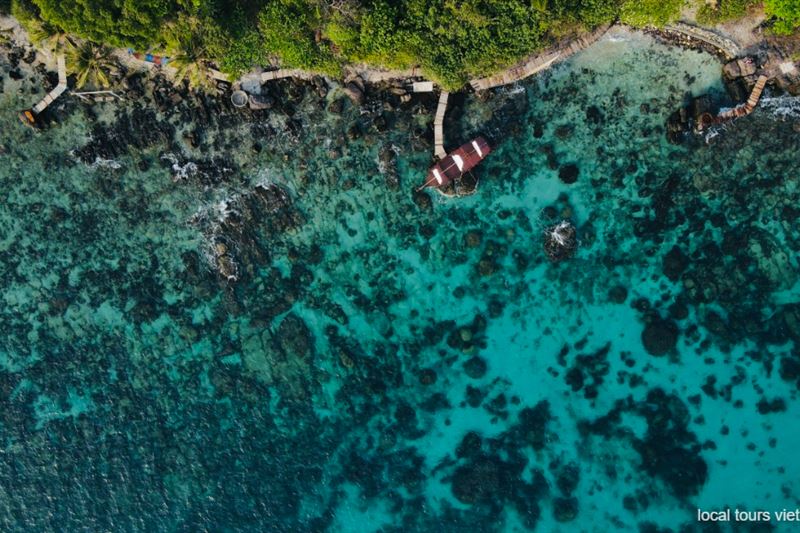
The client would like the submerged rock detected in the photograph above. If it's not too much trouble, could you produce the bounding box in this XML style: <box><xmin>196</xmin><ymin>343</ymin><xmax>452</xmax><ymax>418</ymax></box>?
<box><xmin>558</xmin><ymin>163</ymin><xmax>579</xmax><ymax>184</ymax></box>
<box><xmin>662</xmin><ymin>245</ymin><xmax>689</xmax><ymax>281</ymax></box>
<box><xmin>463</xmin><ymin>356</ymin><xmax>487</xmax><ymax>379</ymax></box>
<box><xmin>553</xmin><ymin>496</ymin><xmax>578</xmax><ymax>522</ymax></box>
<box><xmin>451</xmin><ymin>455</ymin><xmax>511</xmax><ymax>505</ymax></box>
<box><xmin>277</xmin><ymin>314</ymin><xmax>314</xmax><ymax>359</ymax></box>
<box><xmin>608</xmin><ymin>285</ymin><xmax>628</xmax><ymax>304</ymax></box>
<box><xmin>641</xmin><ymin>317</ymin><xmax>679</xmax><ymax>356</ymax></box>
<box><xmin>544</xmin><ymin>221</ymin><xmax>577</xmax><ymax>261</ymax></box>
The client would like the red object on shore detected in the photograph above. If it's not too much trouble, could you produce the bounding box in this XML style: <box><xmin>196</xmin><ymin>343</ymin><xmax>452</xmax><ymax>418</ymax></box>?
<box><xmin>129</xmin><ymin>49</ymin><xmax>168</xmax><ymax>66</ymax></box>
<box><xmin>419</xmin><ymin>136</ymin><xmax>491</xmax><ymax>190</ymax></box>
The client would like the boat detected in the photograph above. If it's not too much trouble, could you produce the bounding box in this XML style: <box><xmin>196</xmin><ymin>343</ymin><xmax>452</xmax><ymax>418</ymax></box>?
<box><xmin>418</xmin><ymin>136</ymin><xmax>491</xmax><ymax>191</ymax></box>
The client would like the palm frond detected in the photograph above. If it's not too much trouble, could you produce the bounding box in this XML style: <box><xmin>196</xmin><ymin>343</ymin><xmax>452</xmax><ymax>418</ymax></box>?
<box><xmin>68</xmin><ymin>41</ymin><xmax>115</xmax><ymax>89</ymax></box>
<box><xmin>164</xmin><ymin>17</ymin><xmax>219</xmax><ymax>95</ymax></box>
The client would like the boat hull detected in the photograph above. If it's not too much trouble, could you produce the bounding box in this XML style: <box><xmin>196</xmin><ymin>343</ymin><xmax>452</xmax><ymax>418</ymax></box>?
<box><xmin>422</xmin><ymin>136</ymin><xmax>491</xmax><ymax>190</ymax></box>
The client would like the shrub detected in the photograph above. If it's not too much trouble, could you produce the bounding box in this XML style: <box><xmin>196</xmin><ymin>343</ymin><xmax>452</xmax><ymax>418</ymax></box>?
<box><xmin>697</xmin><ymin>0</ymin><xmax>758</xmax><ymax>24</ymax></box>
<box><xmin>258</xmin><ymin>0</ymin><xmax>341</xmax><ymax>74</ymax></box>
<box><xmin>30</xmin><ymin>0</ymin><xmax>181</xmax><ymax>48</ymax></box>
<box><xmin>765</xmin><ymin>0</ymin><xmax>800</xmax><ymax>34</ymax></box>
<box><xmin>620</xmin><ymin>0</ymin><xmax>683</xmax><ymax>27</ymax></box>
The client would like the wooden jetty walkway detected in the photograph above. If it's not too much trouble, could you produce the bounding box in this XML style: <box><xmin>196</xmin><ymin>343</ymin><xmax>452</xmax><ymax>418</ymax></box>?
<box><xmin>698</xmin><ymin>75</ymin><xmax>768</xmax><ymax>131</ymax></box>
<box><xmin>718</xmin><ymin>75</ymin><xmax>768</xmax><ymax>120</ymax></box>
<box><xmin>19</xmin><ymin>54</ymin><xmax>67</xmax><ymax>126</ymax></box>
<box><xmin>470</xmin><ymin>52</ymin><xmax>560</xmax><ymax>92</ymax></box>
<box><xmin>433</xmin><ymin>91</ymin><xmax>449</xmax><ymax>159</ymax></box>
<box><xmin>469</xmin><ymin>24</ymin><xmax>610</xmax><ymax>92</ymax></box>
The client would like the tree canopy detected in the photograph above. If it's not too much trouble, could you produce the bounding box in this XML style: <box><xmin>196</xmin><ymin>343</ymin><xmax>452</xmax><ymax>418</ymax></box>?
<box><xmin>30</xmin><ymin>0</ymin><xmax>183</xmax><ymax>47</ymax></box>
<box><xmin>619</xmin><ymin>0</ymin><xmax>683</xmax><ymax>27</ymax></box>
<box><xmin>6</xmin><ymin>0</ymin><xmax>800</xmax><ymax>90</ymax></box>
<box><xmin>765</xmin><ymin>0</ymin><xmax>800</xmax><ymax>34</ymax></box>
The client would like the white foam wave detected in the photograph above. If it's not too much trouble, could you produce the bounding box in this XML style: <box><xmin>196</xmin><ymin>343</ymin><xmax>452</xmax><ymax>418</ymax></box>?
<box><xmin>89</xmin><ymin>157</ymin><xmax>122</xmax><ymax>170</ymax></box>
<box><xmin>160</xmin><ymin>152</ymin><xmax>199</xmax><ymax>181</ymax></box>
<box><xmin>759</xmin><ymin>96</ymin><xmax>800</xmax><ymax>120</ymax></box>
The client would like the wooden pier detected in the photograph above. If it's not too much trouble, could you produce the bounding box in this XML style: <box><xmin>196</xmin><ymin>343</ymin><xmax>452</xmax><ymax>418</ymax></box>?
<box><xmin>34</xmin><ymin>54</ymin><xmax>67</xmax><ymax>113</ymax></box>
<box><xmin>433</xmin><ymin>91</ymin><xmax>449</xmax><ymax>159</ymax></box>
<box><xmin>19</xmin><ymin>54</ymin><xmax>67</xmax><ymax>126</ymax></box>
<box><xmin>469</xmin><ymin>24</ymin><xmax>610</xmax><ymax>92</ymax></box>
<box><xmin>718</xmin><ymin>75</ymin><xmax>768</xmax><ymax>120</ymax></box>
<box><xmin>698</xmin><ymin>75</ymin><xmax>768</xmax><ymax>131</ymax></box>
<box><xmin>470</xmin><ymin>53</ymin><xmax>560</xmax><ymax>92</ymax></box>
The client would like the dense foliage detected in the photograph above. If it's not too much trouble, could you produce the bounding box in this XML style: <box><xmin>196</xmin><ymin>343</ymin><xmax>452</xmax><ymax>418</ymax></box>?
<box><xmin>67</xmin><ymin>41</ymin><xmax>115</xmax><ymax>88</ymax></box>
<box><xmin>31</xmin><ymin>0</ymin><xmax>182</xmax><ymax>47</ymax></box>
<box><xmin>697</xmin><ymin>0</ymin><xmax>758</xmax><ymax>24</ymax></box>
<box><xmin>9</xmin><ymin>0</ymin><xmax>631</xmax><ymax>89</ymax></box>
<box><xmin>765</xmin><ymin>0</ymin><xmax>800</xmax><ymax>34</ymax></box>
<box><xmin>5</xmin><ymin>0</ymin><xmax>799</xmax><ymax>89</ymax></box>
<box><xmin>619</xmin><ymin>0</ymin><xmax>683</xmax><ymax>27</ymax></box>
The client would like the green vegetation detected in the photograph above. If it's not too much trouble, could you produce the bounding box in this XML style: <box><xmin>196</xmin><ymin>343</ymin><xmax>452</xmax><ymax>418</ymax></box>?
<box><xmin>619</xmin><ymin>0</ymin><xmax>683</xmax><ymax>27</ymax></box>
<box><xmin>30</xmin><ymin>0</ymin><xmax>180</xmax><ymax>48</ymax></box>
<box><xmin>67</xmin><ymin>40</ymin><xmax>115</xmax><ymax>88</ymax></box>
<box><xmin>4</xmin><ymin>0</ymin><xmax>799</xmax><ymax>91</ymax></box>
<box><xmin>7</xmin><ymin>0</ymin><xmax>638</xmax><ymax>89</ymax></box>
<box><xmin>765</xmin><ymin>0</ymin><xmax>800</xmax><ymax>34</ymax></box>
<box><xmin>697</xmin><ymin>0</ymin><xmax>758</xmax><ymax>24</ymax></box>
<box><xmin>164</xmin><ymin>16</ymin><xmax>221</xmax><ymax>94</ymax></box>
<box><xmin>259</xmin><ymin>0</ymin><xmax>339</xmax><ymax>75</ymax></box>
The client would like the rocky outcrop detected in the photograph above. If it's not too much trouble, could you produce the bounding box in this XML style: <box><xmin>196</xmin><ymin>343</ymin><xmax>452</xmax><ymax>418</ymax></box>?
<box><xmin>342</xmin><ymin>78</ymin><xmax>365</xmax><ymax>105</ymax></box>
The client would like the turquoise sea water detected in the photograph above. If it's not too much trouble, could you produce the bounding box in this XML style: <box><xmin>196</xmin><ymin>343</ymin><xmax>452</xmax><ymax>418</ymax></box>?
<box><xmin>2</xmin><ymin>27</ymin><xmax>800</xmax><ymax>531</ymax></box>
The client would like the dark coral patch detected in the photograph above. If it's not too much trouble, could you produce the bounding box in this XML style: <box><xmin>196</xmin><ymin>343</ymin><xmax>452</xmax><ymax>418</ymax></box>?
<box><xmin>558</xmin><ymin>163</ymin><xmax>580</xmax><ymax>184</ymax></box>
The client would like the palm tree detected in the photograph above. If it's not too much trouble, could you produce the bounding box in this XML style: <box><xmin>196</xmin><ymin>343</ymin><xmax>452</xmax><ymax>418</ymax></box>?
<box><xmin>38</xmin><ymin>30</ymin><xmax>75</xmax><ymax>56</ymax></box>
<box><xmin>165</xmin><ymin>20</ymin><xmax>219</xmax><ymax>95</ymax></box>
<box><xmin>67</xmin><ymin>41</ymin><xmax>115</xmax><ymax>89</ymax></box>
<box><xmin>25</xmin><ymin>21</ymin><xmax>74</xmax><ymax>55</ymax></box>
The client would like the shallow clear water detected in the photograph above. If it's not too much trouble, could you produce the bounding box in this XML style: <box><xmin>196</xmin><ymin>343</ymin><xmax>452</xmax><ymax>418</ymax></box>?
<box><xmin>2</xmin><ymin>28</ymin><xmax>800</xmax><ymax>531</ymax></box>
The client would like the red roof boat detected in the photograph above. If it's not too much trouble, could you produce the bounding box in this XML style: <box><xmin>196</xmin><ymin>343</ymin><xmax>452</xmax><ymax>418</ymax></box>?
<box><xmin>418</xmin><ymin>136</ymin><xmax>491</xmax><ymax>190</ymax></box>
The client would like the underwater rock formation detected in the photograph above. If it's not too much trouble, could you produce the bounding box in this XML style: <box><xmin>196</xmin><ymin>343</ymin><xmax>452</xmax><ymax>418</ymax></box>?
<box><xmin>544</xmin><ymin>220</ymin><xmax>577</xmax><ymax>261</ymax></box>
<box><xmin>3</xmin><ymin>28</ymin><xmax>800</xmax><ymax>532</ymax></box>
<box><xmin>641</xmin><ymin>317</ymin><xmax>679</xmax><ymax>356</ymax></box>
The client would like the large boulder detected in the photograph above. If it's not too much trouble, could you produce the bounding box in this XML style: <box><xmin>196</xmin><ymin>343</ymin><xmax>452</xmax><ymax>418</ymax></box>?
<box><xmin>342</xmin><ymin>81</ymin><xmax>364</xmax><ymax>105</ymax></box>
